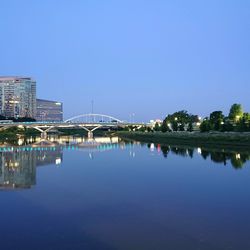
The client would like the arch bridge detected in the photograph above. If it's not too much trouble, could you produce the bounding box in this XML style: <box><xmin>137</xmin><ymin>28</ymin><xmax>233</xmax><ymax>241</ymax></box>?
<box><xmin>64</xmin><ymin>114</ymin><xmax>124</xmax><ymax>138</ymax></box>
<box><xmin>0</xmin><ymin>113</ymin><xmax>144</xmax><ymax>138</ymax></box>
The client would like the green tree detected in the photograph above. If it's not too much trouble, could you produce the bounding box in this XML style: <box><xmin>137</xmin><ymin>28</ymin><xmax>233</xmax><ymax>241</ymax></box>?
<box><xmin>161</xmin><ymin>121</ymin><xmax>169</xmax><ymax>133</ymax></box>
<box><xmin>229</xmin><ymin>103</ymin><xmax>243</xmax><ymax>122</ymax></box>
<box><xmin>187</xmin><ymin>122</ymin><xmax>193</xmax><ymax>132</ymax></box>
<box><xmin>164</xmin><ymin>110</ymin><xmax>189</xmax><ymax>124</ymax></box>
<box><xmin>172</xmin><ymin>121</ymin><xmax>178</xmax><ymax>131</ymax></box>
<box><xmin>123</xmin><ymin>126</ymin><xmax>129</xmax><ymax>131</ymax></box>
<box><xmin>189</xmin><ymin>115</ymin><xmax>200</xmax><ymax>123</ymax></box>
<box><xmin>221</xmin><ymin>119</ymin><xmax>234</xmax><ymax>132</ymax></box>
<box><xmin>179</xmin><ymin>123</ymin><xmax>185</xmax><ymax>131</ymax></box>
<box><xmin>210</xmin><ymin>111</ymin><xmax>224</xmax><ymax>131</ymax></box>
<box><xmin>154</xmin><ymin>122</ymin><xmax>161</xmax><ymax>131</ymax></box>
<box><xmin>237</xmin><ymin>113</ymin><xmax>250</xmax><ymax>132</ymax></box>
<box><xmin>163</xmin><ymin>111</ymin><xmax>199</xmax><ymax>132</ymax></box>
<box><xmin>147</xmin><ymin>127</ymin><xmax>152</xmax><ymax>132</ymax></box>
<box><xmin>138</xmin><ymin>126</ymin><xmax>146</xmax><ymax>132</ymax></box>
<box><xmin>200</xmin><ymin>119</ymin><xmax>211</xmax><ymax>132</ymax></box>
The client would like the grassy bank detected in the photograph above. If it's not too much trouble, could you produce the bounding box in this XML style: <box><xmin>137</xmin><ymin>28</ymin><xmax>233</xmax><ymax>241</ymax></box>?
<box><xmin>117</xmin><ymin>131</ymin><xmax>250</xmax><ymax>149</ymax></box>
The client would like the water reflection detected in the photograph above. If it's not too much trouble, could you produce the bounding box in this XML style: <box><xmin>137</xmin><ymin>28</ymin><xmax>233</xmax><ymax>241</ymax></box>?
<box><xmin>1</xmin><ymin>136</ymin><xmax>250</xmax><ymax>249</ymax></box>
<box><xmin>1</xmin><ymin>136</ymin><xmax>250</xmax><ymax>190</ymax></box>
<box><xmin>0</xmin><ymin>136</ymin><xmax>127</xmax><ymax>189</ymax></box>
<box><xmin>152</xmin><ymin>143</ymin><xmax>250</xmax><ymax>169</ymax></box>
<box><xmin>201</xmin><ymin>150</ymin><xmax>250</xmax><ymax>169</ymax></box>
<box><xmin>142</xmin><ymin>140</ymin><xmax>250</xmax><ymax>169</ymax></box>
<box><xmin>0</xmin><ymin>148</ymin><xmax>63</xmax><ymax>190</ymax></box>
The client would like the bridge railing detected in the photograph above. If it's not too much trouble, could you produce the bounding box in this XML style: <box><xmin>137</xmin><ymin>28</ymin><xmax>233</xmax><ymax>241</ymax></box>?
<box><xmin>64</xmin><ymin>114</ymin><xmax>123</xmax><ymax>124</ymax></box>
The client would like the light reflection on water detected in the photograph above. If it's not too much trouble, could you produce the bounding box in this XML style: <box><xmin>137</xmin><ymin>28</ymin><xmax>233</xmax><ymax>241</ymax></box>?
<box><xmin>0</xmin><ymin>136</ymin><xmax>249</xmax><ymax>190</ymax></box>
<box><xmin>0</xmin><ymin>136</ymin><xmax>250</xmax><ymax>249</ymax></box>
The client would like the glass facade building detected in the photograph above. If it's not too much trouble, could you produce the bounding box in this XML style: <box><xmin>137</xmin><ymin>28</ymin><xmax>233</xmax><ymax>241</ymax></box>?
<box><xmin>36</xmin><ymin>99</ymin><xmax>63</xmax><ymax>122</ymax></box>
<box><xmin>0</xmin><ymin>76</ymin><xmax>36</xmax><ymax>118</ymax></box>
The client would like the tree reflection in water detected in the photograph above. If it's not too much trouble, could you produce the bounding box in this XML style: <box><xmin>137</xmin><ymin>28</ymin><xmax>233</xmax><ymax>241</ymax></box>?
<box><xmin>157</xmin><ymin>144</ymin><xmax>250</xmax><ymax>169</ymax></box>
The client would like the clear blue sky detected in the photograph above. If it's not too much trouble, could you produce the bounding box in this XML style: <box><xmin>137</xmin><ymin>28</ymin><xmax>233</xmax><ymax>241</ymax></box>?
<box><xmin>0</xmin><ymin>0</ymin><xmax>249</xmax><ymax>121</ymax></box>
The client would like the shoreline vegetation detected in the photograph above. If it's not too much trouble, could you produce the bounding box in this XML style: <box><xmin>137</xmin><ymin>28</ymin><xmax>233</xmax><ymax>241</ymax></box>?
<box><xmin>116</xmin><ymin>103</ymin><xmax>250</xmax><ymax>149</ymax></box>
<box><xmin>116</xmin><ymin>131</ymin><xmax>250</xmax><ymax>149</ymax></box>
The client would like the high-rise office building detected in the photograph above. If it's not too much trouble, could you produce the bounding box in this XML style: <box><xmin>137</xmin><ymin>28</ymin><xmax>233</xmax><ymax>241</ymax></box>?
<box><xmin>0</xmin><ymin>76</ymin><xmax>36</xmax><ymax>118</ymax></box>
<box><xmin>36</xmin><ymin>98</ymin><xmax>63</xmax><ymax>121</ymax></box>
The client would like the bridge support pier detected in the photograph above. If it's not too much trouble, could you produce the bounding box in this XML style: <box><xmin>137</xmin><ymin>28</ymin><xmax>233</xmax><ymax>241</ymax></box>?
<box><xmin>41</xmin><ymin>131</ymin><xmax>47</xmax><ymax>139</ymax></box>
<box><xmin>78</xmin><ymin>125</ymin><xmax>102</xmax><ymax>139</ymax></box>
<box><xmin>88</xmin><ymin>131</ymin><xmax>93</xmax><ymax>139</ymax></box>
<box><xmin>33</xmin><ymin>126</ymin><xmax>55</xmax><ymax>139</ymax></box>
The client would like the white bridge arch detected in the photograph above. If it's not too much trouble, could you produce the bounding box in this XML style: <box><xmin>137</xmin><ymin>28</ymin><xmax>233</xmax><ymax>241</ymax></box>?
<box><xmin>64</xmin><ymin>113</ymin><xmax>123</xmax><ymax>123</ymax></box>
<box><xmin>64</xmin><ymin>114</ymin><xmax>124</xmax><ymax>138</ymax></box>
<box><xmin>0</xmin><ymin>113</ymin><xmax>144</xmax><ymax>139</ymax></box>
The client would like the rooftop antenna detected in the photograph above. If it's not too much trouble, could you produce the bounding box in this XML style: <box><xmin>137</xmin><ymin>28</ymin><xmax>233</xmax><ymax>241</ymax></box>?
<box><xmin>91</xmin><ymin>100</ymin><xmax>94</xmax><ymax>122</ymax></box>
<box><xmin>91</xmin><ymin>100</ymin><xmax>94</xmax><ymax>114</ymax></box>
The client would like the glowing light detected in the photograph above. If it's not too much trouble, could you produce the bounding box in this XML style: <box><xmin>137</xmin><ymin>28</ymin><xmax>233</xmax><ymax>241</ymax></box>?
<box><xmin>197</xmin><ymin>148</ymin><xmax>202</xmax><ymax>154</ymax></box>
<box><xmin>150</xmin><ymin>143</ymin><xmax>154</xmax><ymax>152</ymax></box>
<box><xmin>55</xmin><ymin>158</ymin><xmax>61</xmax><ymax>165</ymax></box>
<box><xmin>18</xmin><ymin>138</ymin><xmax>24</xmax><ymax>146</ymax></box>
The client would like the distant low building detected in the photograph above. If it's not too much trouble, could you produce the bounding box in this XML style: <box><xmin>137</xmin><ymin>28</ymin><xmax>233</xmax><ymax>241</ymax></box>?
<box><xmin>149</xmin><ymin>119</ymin><xmax>163</xmax><ymax>126</ymax></box>
<box><xmin>36</xmin><ymin>98</ymin><xmax>63</xmax><ymax>122</ymax></box>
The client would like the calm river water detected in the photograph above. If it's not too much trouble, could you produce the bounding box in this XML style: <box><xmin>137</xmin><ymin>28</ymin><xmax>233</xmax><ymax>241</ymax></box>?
<box><xmin>1</xmin><ymin>136</ymin><xmax>250</xmax><ymax>250</ymax></box>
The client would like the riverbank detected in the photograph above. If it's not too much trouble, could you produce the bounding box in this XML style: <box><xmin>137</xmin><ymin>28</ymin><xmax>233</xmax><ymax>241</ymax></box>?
<box><xmin>117</xmin><ymin>131</ymin><xmax>250</xmax><ymax>149</ymax></box>
<box><xmin>0</xmin><ymin>128</ymin><xmax>40</xmax><ymax>139</ymax></box>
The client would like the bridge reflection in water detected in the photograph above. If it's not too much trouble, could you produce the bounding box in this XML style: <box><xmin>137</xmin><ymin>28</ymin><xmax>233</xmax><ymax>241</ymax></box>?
<box><xmin>1</xmin><ymin>135</ymin><xmax>249</xmax><ymax>190</ymax></box>
<box><xmin>0</xmin><ymin>136</ymin><xmax>128</xmax><ymax>190</ymax></box>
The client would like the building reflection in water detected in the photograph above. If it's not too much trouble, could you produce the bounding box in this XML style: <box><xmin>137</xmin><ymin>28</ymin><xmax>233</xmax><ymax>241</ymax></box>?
<box><xmin>2</xmin><ymin>135</ymin><xmax>246</xmax><ymax>190</ymax></box>
<box><xmin>0</xmin><ymin>151</ymin><xmax>36</xmax><ymax>189</ymax></box>
<box><xmin>0</xmin><ymin>136</ymin><xmax>123</xmax><ymax>190</ymax></box>
<box><xmin>0</xmin><ymin>148</ymin><xmax>63</xmax><ymax>190</ymax></box>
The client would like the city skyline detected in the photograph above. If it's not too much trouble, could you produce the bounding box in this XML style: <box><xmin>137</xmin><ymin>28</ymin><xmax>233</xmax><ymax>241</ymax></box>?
<box><xmin>0</xmin><ymin>1</ymin><xmax>249</xmax><ymax>121</ymax></box>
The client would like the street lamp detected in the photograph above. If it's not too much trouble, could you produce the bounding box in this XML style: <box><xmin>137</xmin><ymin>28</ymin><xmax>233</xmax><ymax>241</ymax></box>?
<box><xmin>130</xmin><ymin>113</ymin><xmax>135</xmax><ymax>123</ymax></box>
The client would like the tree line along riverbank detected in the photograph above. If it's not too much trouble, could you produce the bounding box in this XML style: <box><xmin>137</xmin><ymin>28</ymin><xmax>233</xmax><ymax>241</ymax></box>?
<box><xmin>148</xmin><ymin>103</ymin><xmax>250</xmax><ymax>133</ymax></box>
<box><xmin>116</xmin><ymin>103</ymin><xmax>250</xmax><ymax>148</ymax></box>
<box><xmin>117</xmin><ymin>131</ymin><xmax>250</xmax><ymax>148</ymax></box>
